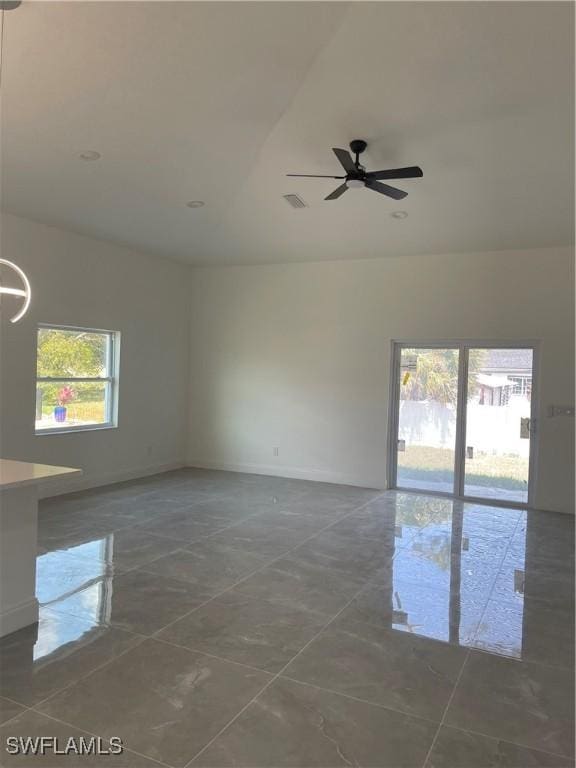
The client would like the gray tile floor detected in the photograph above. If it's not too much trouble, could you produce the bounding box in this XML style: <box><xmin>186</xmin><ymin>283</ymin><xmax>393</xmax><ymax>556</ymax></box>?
<box><xmin>0</xmin><ymin>469</ymin><xmax>574</xmax><ymax>767</ymax></box>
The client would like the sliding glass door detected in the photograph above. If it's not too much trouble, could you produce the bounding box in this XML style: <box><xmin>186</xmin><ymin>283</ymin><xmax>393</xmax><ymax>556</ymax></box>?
<box><xmin>396</xmin><ymin>347</ymin><xmax>460</xmax><ymax>494</ymax></box>
<box><xmin>463</xmin><ymin>348</ymin><xmax>533</xmax><ymax>504</ymax></box>
<box><xmin>390</xmin><ymin>343</ymin><xmax>536</xmax><ymax>506</ymax></box>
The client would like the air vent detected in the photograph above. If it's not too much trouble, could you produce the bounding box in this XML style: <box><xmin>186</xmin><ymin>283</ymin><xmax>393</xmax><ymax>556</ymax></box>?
<box><xmin>283</xmin><ymin>194</ymin><xmax>308</xmax><ymax>209</ymax></box>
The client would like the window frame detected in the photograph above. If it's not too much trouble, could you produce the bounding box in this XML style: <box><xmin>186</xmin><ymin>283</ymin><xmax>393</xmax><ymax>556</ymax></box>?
<box><xmin>35</xmin><ymin>323</ymin><xmax>120</xmax><ymax>435</ymax></box>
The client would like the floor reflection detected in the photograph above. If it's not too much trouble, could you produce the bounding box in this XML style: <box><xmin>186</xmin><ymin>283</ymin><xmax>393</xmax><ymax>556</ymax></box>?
<box><xmin>32</xmin><ymin>607</ymin><xmax>105</xmax><ymax>663</ymax></box>
<box><xmin>35</xmin><ymin>536</ymin><xmax>114</xmax><ymax>659</ymax></box>
<box><xmin>31</xmin><ymin>493</ymin><xmax>574</xmax><ymax>666</ymax></box>
<box><xmin>388</xmin><ymin>500</ymin><xmax>528</xmax><ymax>654</ymax></box>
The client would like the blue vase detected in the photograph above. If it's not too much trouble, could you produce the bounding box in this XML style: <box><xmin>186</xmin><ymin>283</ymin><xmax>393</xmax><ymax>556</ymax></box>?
<box><xmin>54</xmin><ymin>406</ymin><xmax>67</xmax><ymax>423</ymax></box>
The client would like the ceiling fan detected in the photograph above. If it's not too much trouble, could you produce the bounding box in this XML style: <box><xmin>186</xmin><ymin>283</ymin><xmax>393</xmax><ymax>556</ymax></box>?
<box><xmin>287</xmin><ymin>139</ymin><xmax>423</xmax><ymax>201</ymax></box>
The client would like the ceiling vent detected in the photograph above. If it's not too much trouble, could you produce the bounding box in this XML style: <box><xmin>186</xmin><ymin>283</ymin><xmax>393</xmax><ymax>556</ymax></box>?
<box><xmin>283</xmin><ymin>194</ymin><xmax>308</xmax><ymax>209</ymax></box>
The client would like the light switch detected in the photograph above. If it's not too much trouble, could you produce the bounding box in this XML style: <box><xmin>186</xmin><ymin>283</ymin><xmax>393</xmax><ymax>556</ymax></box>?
<box><xmin>547</xmin><ymin>405</ymin><xmax>575</xmax><ymax>417</ymax></box>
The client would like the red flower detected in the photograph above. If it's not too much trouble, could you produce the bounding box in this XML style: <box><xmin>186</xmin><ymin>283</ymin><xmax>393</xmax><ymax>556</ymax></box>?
<box><xmin>58</xmin><ymin>386</ymin><xmax>75</xmax><ymax>406</ymax></box>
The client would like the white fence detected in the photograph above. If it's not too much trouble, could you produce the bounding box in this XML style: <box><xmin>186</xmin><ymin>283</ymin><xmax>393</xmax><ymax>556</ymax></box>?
<box><xmin>398</xmin><ymin>397</ymin><xmax>530</xmax><ymax>458</ymax></box>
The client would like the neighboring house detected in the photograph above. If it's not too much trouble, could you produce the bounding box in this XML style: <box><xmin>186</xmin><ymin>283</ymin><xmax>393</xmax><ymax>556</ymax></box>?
<box><xmin>476</xmin><ymin>349</ymin><xmax>532</xmax><ymax>406</ymax></box>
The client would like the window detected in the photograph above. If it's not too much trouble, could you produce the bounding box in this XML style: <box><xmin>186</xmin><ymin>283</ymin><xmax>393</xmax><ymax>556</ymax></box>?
<box><xmin>35</xmin><ymin>325</ymin><xmax>119</xmax><ymax>433</ymax></box>
<box><xmin>509</xmin><ymin>375</ymin><xmax>532</xmax><ymax>398</ymax></box>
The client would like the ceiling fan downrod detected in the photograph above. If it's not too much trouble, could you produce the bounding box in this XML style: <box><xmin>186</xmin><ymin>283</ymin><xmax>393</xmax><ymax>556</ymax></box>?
<box><xmin>349</xmin><ymin>139</ymin><xmax>367</xmax><ymax>169</ymax></box>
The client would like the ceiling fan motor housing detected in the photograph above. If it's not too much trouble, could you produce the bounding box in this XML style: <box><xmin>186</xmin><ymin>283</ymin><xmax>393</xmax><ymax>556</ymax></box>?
<box><xmin>349</xmin><ymin>139</ymin><xmax>367</xmax><ymax>156</ymax></box>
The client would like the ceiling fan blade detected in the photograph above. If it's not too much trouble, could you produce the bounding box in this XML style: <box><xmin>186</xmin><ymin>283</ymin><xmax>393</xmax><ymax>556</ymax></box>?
<box><xmin>286</xmin><ymin>174</ymin><xmax>346</xmax><ymax>179</ymax></box>
<box><xmin>365</xmin><ymin>180</ymin><xmax>408</xmax><ymax>200</ymax></box>
<box><xmin>366</xmin><ymin>166</ymin><xmax>423</xmax><ymax>180</ymax></box>
<box><xmin>332</xmin><ymin>148</ymin><xmax>356</xmax><ymax>173</ymax></box>
<box><xmin>325</xmin><ymin>183</ymin><xmax>348</xmax><ymax>201</ymax></box>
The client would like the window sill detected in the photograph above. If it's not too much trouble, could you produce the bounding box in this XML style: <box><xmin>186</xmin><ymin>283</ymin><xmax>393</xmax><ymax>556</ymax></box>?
<box><xmin>35</xmin><ymin>423</ymin><xmax>118</xmax><ymax>436</ymax></box>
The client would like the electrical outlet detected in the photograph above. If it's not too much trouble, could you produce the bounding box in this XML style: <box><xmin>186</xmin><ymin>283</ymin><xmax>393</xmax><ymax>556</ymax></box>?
<box><xmin>272</xmin><ymin>447</ymin><xmax>279</xmax><ymax>457</ymax></box>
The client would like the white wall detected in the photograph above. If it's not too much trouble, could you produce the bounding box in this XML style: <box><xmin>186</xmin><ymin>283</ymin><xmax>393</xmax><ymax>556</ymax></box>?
<box><xmin>0</xmin><ymin>213</ymin><xmax>189</xmax><ymax>494</ymax></box>
<box><xmin>187</xmin><ymin>247</ymin><xmax>575</xmax><ymax>515</ymax></box>
<box><xmin>2</xmin><ymin>215</ymin><xmax>573</xmax><ymax>515</ymax></box>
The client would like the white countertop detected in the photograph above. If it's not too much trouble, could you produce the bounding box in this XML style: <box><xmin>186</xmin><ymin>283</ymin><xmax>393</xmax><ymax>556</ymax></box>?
<box><xmin>0</xmin><ymin>459</ymin><xmax>82</xmax><ymax>491</ymax></box>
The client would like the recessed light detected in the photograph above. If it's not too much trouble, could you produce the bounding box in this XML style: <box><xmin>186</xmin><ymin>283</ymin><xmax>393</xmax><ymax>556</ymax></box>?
<box><xmin>79</xmin><ymin>150</ymin><xmax>101</xmax><ymax>161</ymax></box>
<box><xmin>391</xmin><ymin>210</ymin><xmax>408</xmax><ymax>219</ymax></box>
<box><xmin>186</xmin><ymin>200</ymin><xmax>205</xmax><ymax>208</ymax></box>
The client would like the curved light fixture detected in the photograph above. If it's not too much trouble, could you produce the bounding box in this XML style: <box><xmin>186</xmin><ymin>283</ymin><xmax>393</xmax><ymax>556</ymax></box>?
<box><xmin>0</xmin><ymin>259</ymin><xmax>31</xmax><ymax>322</ymax></box>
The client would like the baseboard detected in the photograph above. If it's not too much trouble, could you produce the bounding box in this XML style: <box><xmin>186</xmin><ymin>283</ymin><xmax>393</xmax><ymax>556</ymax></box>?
<box><xmin>186</xmin><ymin>458</ymin><xmax>382</xmax><ymax>490</ymax></box>
<box><xmin>38</xmin><ymin>461</ymin><xmax>185</xmax><ymax>499</ymax></box>
<box><xmin>0</xmin><ymin>597</ymin><xmax>39</xmax><ymax>638</ymax></box>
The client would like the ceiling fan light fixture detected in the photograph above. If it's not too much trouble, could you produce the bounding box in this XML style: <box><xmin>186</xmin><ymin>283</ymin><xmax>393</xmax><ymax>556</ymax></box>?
<box><xmin>346</xmin><ymin>179</ymin><xmax>364</xmax><ymax>189</ymax></box>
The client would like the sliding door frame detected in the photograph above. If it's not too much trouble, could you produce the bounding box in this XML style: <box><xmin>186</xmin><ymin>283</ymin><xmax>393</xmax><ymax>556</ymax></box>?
<box><xmin>387</xmin><ymin>339</ymin><xmax>540</xmax><ymax>510</ymax></box>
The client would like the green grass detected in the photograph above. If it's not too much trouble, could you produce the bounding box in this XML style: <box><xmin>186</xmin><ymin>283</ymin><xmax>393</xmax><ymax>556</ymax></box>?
<box><xmin>398</xmin><ymin>445</ymin><xmax>528</xmax><ymax>490</ymax></box>
<box><xmin>41</xmin><ymin>400</ymin><xmax>105</xmax><ymax>423</ymax></box>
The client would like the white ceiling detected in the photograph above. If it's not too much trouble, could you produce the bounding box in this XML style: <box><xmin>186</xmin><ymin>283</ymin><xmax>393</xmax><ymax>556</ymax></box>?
<box><xmin>1</xmin><ymin>1</ymin><xmax>573</xmax><ymax>265</ymax></box>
